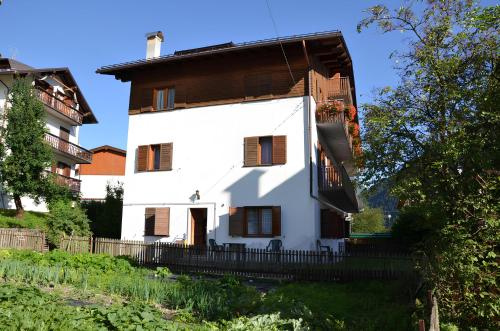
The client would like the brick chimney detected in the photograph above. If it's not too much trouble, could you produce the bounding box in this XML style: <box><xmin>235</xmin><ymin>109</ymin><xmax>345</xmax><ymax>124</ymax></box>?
<box><xmin>145</xmin><ymin>31</ymin><xmax>164</xmax><ymax>60</ymax></box>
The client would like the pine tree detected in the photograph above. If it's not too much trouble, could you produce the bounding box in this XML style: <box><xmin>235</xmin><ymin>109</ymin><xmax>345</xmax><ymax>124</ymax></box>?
<box><xmin>0</xmin><ymin>77</ymin><xmax>53</xmax><ymax>218</ymax></box>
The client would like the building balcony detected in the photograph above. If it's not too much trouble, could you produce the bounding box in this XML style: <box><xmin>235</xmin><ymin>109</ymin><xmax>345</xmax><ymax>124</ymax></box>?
<box><xmin>318</xmin><ymin>164</ymin><xmax>358</xmax><ymax>213</ymax></box>
<box><xmin>35</xmin><ymin>87</ymin><xmax>83</xmax><ymax>125</ymax></box>
<box><xmin>322</xmin><ymin>76</ymin><xmax>353</xmax><ymax>107</ymax></box>
<box><xmin>46</xmin><ymin>171</ymin><xmax>81</xmax><ymax>194</ymax></box>
<box><xmin>316</xmin><ymin>104</ymin><xmax>355</xmax><ymax>173</ymax></box>
<box><xmin>44</xmin><ymin>133</ymin><xmax>92</xmax><ymax>164</ymax></box>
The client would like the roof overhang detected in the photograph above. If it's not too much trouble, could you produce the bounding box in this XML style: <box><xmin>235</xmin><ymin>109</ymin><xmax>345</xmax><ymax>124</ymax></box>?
<box><xmin>96</xmin><ymin>30</ymin><xmax>356</xmax><ymax>106</ymax></box>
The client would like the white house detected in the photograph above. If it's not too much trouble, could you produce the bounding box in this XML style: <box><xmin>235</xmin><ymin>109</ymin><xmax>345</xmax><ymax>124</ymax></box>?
<box><xmin>0</xmin><ymin>58</ymin><xmax>97</xmax><ymax>211</ymax></box>
<box><xmin>79</xmin><ymin>145</ymin><xmax>126</xmax><ymax>201</ymax></box>
<box><xmin>97</xmin><ymin>31</ymin><xmax>360</xmax><ymax>251</ymax></box>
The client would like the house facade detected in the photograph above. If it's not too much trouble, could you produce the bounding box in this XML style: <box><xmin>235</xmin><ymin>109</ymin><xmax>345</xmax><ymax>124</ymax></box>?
<box><xmin>0</xmin><ymin>58</ymin><xmax>97</xmax><ymax>211</ymax></box>
<box><xmin>79</xmin><ymin>145</ymin><xmax>126</xmax><ymax>200</ymax></box>
<box><xmin>97</xmin><ymin>31</ymin><xmax>359</xmax><ymax>251</ymax></box>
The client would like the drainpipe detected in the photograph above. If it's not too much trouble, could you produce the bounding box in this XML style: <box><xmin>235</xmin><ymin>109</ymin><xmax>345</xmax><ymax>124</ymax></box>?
<box><xmin>302</xmin><ymin>42</ymin><xmax>347</xmax><ymax>218</ymax></box>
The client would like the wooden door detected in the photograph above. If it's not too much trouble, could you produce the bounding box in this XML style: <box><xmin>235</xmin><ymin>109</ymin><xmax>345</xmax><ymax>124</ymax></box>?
<box><xmin>190</xmin><ymin>208</ymin><xmax>207</xmax><ymax>247</ymax></box>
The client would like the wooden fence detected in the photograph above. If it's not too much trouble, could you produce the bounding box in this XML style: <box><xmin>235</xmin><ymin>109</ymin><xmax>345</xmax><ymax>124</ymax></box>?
<box><xmin>0</xmin><ymin>231</ymin><xmax>417</xmax><ymax>282</ymax></box>
<box><xmin>419</xmin><ymin>291</ymin><xmax>440</xmax><ymax>331</ymax></box>
<box><xmin>0</xmin><ymin>228</ymin><xmax>47</xmax><ymax>252</ymax></box>
<box><xmin>58</xmin><ymin>236</ymin><xmax>416</xmax><ymax>282</ymax></box>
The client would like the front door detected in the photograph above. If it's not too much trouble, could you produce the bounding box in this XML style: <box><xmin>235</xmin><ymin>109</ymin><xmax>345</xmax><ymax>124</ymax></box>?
<box><xmin>190</xmin><ymin>208</ymin><xmax>207</xmax><ymax>247</ymax></box>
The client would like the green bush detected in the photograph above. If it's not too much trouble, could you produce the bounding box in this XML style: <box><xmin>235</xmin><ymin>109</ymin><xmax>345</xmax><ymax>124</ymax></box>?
<box><xmin>352</xmin><ymin>207</ymin><xmax>387</xmax><ymax>233</ymax></box>
<box><xmin>46</xmin><ymin>200</ymin><xmax>91</xmax><ymax>245</ymax></box>
<box><xmin>82</xmin><ymin>183</ymin><xmax>123</xmax><ymax>238</ymax></box>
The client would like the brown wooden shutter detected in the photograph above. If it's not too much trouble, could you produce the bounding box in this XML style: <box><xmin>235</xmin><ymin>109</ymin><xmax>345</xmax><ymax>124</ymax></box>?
<box><xmin>144</xmin><ymin>208</ymin><xmax>156</xmax><ymax>236</ymax></box>
<box><xmin>272</xmin><ymin>136</ymin><xmax>287</xmax><ymax>165</ymax></box>
<box><xmin>137</xmin><ymin>145</ymin><xmax>149</xmax><ymax>172</ymax></box>
<box><xmin>154</xmin><ymin>208</ymin><xmax>170</xmax><ymax>236</ymax></box>
<box><xmin>272</xmin><ymin>206</ymin><xmax>281</xmax><ymax>236</ymax></box>
<box><xmin>229</xmin><ymin>207</ymin><xmax>244</xmax><ymax>236</ymax></box>
<box><xmin>244</xmin><ymin>137</ymin><xmax>259</xmax><ymax>166</ymax></box>
<box><xmin>140</xmin><ymin>88</ymin><xmax>153</xmax><ymax>113</ymax></box>
<box><xmin>159</xmin><ymin>143</ymin><xmax>173</xmax><ymax>171</ymax></box>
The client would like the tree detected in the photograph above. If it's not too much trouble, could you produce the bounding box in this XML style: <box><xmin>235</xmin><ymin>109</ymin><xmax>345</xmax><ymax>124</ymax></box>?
<box><xmin>357</xmin><ymin>1</ymin><xmax>499</xmax><ymax>328</ymax></box>
<box><xmin>0</xmin><ymin>77</ymin><xmax>53</xmax><ymax>218</ymax></box>
<box><xmin>82</xmin><ymin>182</ymin><xmax>123</xmax><ymax>238</ymax></box>
<box><xmin>352</xmin><ymin>207</ymin><xmax>386</xmax><ymax>233</ymax></box>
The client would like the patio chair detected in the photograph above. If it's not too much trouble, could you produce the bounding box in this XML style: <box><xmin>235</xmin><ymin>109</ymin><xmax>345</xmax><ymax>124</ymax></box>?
<box><xmin>266</xmin><ymin>239</ymin><xmax>283</xmax><ymax>252</ymax></box>
<box><xmin>316</xmin><ymin>240</ymin><xmax>331</xmax><ymax>253</ymax></box>
<box><xmin>208</xmin><ymin>239</ymin><xmax>224</xmax><ymax>251</ymax></box>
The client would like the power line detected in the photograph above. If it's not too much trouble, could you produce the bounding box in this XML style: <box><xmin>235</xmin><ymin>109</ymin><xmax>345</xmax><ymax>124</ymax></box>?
<box><xmin>264</xmin><ymin>0</ymin><xmax>296</xmax><ymax>85</ymax></box>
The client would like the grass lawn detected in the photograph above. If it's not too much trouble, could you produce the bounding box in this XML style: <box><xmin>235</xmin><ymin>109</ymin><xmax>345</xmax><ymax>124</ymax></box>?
<box><xmin>0</xmin><ymin>249</ymin><xmax>417</xmax><ymax>330</ymax></box>
<box><xmin>263</xmin><ymin>281</ymin><xmax>414</xmax><ymax>330</ymax></box>
<box><xmin>0</xmin><ymin>209</ymin><xmax>48</xmax><ymax>230</ymax></box>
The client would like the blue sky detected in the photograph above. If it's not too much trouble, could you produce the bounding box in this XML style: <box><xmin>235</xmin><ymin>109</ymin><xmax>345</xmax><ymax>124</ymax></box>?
<box><xmin>1</xmin><ymin>0</ymin><xmax>490</xmax><ymax>150</ymax></box>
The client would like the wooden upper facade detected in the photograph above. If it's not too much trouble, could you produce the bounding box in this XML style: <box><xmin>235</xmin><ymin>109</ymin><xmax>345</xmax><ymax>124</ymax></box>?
<box><xmin>97</xmin><ymin>31</ymin><xmax>358</xmax><ymax>119</ymax></box>
<box><xmin>79</xmin><ymin>145</ymin><xmax>126</xmax><ymax>176</ymax></box>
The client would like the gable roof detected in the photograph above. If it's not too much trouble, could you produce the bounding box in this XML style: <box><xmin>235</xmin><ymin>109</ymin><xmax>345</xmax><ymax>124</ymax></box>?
<box><xmin>0</xmin><ymin>58</ymin><xmax>97</xmax><ymax>124</ymax></box>
<box><xmin>90</xmin><ymin>145</ymin><xmax>126</xmax><ymax>156</ymax></box>
<box><xmin>97</xmin><ymin>30</ymin><xmax>356</xmax><ymax>106</ymax></box>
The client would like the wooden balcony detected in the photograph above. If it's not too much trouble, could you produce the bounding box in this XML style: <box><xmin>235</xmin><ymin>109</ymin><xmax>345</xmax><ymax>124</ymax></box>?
<box><xmin>44</xmin><ymin>133</ymin><xmax>92</xmax><ymax>164</ymax></box>
<box><xmin>316</xmin><ymin>104</ymin><xmax>354</xmax><ymax>173</ymax></box>
<box><xmin>318</xmin><ymin>165</ymin><xmax>358</xmax><ymax>213</ymax></box>
<box><xmin>35</xmin><ymin>88</ymin><xmax>83</xmax><ymax>125</ymax></box>
<box><xmin>322</xmin><ymin>77</ymin><xmax>353</xmax><ymax>108</ymax></box>
<box><xmin>52</xmin><ymin>172</ymin><xmax>81</xmax><ymax>194</ymax></box>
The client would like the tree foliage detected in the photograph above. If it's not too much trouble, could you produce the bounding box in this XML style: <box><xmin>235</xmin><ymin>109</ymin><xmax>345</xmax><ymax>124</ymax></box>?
<box><xmin>0</xmin><ymin>77</ymin><xmax>53</xmax><ymax>217</ymax></box>
<box><xmin>358</xmin><ymin>1</ymin><xmax>499</xmax><ymax>328</ymax></box>
<box><xmin>352</xmin><ymin>207</ymin><xmax>387</xmax><ymax>233</ymax></box>
<box><xmin>46</xmin><ymin>200</ymin><xmax>91</xmax><ymax>246</ymax></box>
<box><xmin>82</xmin><ymin>182</ymin><xmax>123</xmax><ymax>238</ymax></box>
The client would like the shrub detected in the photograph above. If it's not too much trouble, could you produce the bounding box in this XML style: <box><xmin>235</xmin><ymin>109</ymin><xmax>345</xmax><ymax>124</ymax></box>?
<box><xmin>352</xmin><ymin>207</ymin><xmax>387</xmax><ymax>233</ymax></box>
<box><xmin>46</xmin><ymin>200</ymin><xmax>91</xmax><ymax>245</ymax></box>
<box><xmin>82</xmin><ymin>183</ymin><xmax>123</xmax><ymax>238</ymax></box>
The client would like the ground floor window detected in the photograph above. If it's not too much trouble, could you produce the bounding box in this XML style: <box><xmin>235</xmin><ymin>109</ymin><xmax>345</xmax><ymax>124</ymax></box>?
<box><xmin>229</xmin><ymin>206</ymin><xmax>281</xmax><ymax>237</ymax></box>
<box><xmin>246</xmin><ymin>207</ymin><xmax>273</xmax><ymax>236</ymax></box>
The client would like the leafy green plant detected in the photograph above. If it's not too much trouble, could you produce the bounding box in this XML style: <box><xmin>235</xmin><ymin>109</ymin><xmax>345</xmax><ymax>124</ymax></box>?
<box><xmin>46</xmin><ymin>200</ymin><xmax>91</xmax><ymax>245</ymax></box>
<box><xmin>352</xmin><ymin>207</ymin><xmax>387</xmax><ymax>233</ymax></box>
<box><xmin>0</xmin><ymin>78</ymin><xmax>53</xmax><ymax>218</ymax></box>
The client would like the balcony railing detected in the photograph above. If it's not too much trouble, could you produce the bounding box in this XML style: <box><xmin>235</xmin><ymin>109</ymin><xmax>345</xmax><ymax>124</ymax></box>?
<box><xmin>46</xmin><ymin>171</ymin><xmax>81</xmax><ymax>193</ymax></box>
<box><xmin>315</xmin><ymin>107</ymin><xmax>353</xmax><ymax>154</ymax></box>
<box><xmin>44</xmin><ymin>133</ymin><xmax>92</xmax><ymax>163</ymax></box>
<box><xmin>322</xmin><ymin>77</ymin><xmax>353</xmax><ymax>107</ymax></box>
<box><xmin>318</xmin><ymin>164</ymin><xmax>357</xmax><ymax>211</ymax></box>
<box><xmin>35</xmin><ymin>88</ymin><xmax>83</xmax><ymax>125</ymax></box>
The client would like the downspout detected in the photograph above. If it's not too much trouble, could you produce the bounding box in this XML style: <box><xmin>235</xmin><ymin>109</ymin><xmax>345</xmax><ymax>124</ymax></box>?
<box><xmin>302</xmin><ymin>41</ymin><xmax>347</xmax><ymax>217</ymax></box>
<box><xmin>0</xmin><ymin>78</ymin><xmax>9</xmax><ymax>209</ymax></box>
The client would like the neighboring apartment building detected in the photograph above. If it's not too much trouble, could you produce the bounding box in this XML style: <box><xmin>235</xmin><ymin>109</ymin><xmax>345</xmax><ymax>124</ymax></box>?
<box><xmin>97</xmin><ymin>30</ymin><xmax>360</xmax><ymax>250</ymax></box>
<box><xmin>79</xmin><ymin>145</ymin><xmax>126</xmax><ymax>200</ymax></box>
<box><xmin>0</xmin><ymin>58</ymin><xmax>97</xmax><ymax>211</ymax></box>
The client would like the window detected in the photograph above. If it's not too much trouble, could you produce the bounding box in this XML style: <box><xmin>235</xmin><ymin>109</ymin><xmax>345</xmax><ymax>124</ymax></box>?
<box><xmin>154</xmin><ymin>87</ymin><xmax>175</xmax><ymax>111</ymax></box>
<box><xmin>151</xmin><ymin>145</ymin><xmax>161</xmax><ymax>171</ymax></box>
<box><xmin>320</xmin><ymin>209</ymin><xmax>345</xmax><ymax>239</ymax></box>
<box><xmin>245</xmin><ymin>207</ymin><xmax>273</xmax><ymax>236</ymax></box>
<box><xmin>259</xmin><ymin>137</ymin><xmax>272</xmax><ymax>165</ymax></box>
<box><xmin>137</xmin><ymin>143</ymin><xmax>173</xmax><ymax>172</ymax></box>
<box><xmin>244</xmin><ymin>136</ymin><xmax>287</xmax><ymax>166</ymax></box>
<box><xmin>229</xmin><ymin>206</ymin><xmax>281</xmax><ymax>237</ymax></box>
<box><xmin>144</xmin><ymin>207</ymin><xmax>170</xmax><ymax>236</ymax></box>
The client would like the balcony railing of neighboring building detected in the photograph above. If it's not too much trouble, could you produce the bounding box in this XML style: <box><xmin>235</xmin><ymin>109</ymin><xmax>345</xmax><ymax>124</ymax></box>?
<box><xmin>34</xmin><ymin>87</ymin><xmax>83</xmax><ymax>125</ymax></box>
<box><xmin>44</xmin><ymin>133</ymin><xmax>92</xmax><ymax>163</ymax></box>
<box><xmin>318</xmin><ymin>163</ymin><xmax>357</xmax><ymax>211</ymax></box>
<box><xmin>45</xmin><ymin>171</ymin><xmax>81</xmax><ymax>194</ymax></box>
